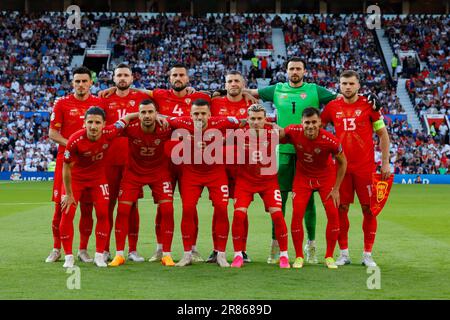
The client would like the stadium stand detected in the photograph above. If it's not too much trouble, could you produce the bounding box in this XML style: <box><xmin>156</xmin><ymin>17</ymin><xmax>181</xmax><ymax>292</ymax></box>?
<box><xmin>383</xmin><ymin>15</ymin><xmax>450</xmax><ymax>125</ymax></box>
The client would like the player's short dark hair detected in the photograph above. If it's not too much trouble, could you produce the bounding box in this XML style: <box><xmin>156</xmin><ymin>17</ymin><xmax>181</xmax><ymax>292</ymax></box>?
<box><xmin>302</xmin><ymin>107</ymin><xmax>320</xmax><ymax>118</ymax></box>
<box><xmin>340</xmin><ymin>70</ymin><xmax>360</xmax><ymax>81</ymax></box>
<box><xmin>247</xmin><ymin>104</ymin><xmax>266</xmax><ymax>116</ymax></box>
<box><xmin>226</xmin><ymin>70</ymin><xmax>243</xmax><ymax>77</ymax></box>
<box><xmin>114</xmin><ymin>63</ymin><xmax>132</xmax><ymax>73</ymax></box>
<box><xmin>85</xmin><ymin>106</ymin><xmax>106</xmax><ymax>121</ymax></box>
<box><xmin>192</xmin><ymin>98</ymin><xmax>210</xmax><ymax>109</ymax></box>
<box><xmin>140</xmin><ymin>99</ymin><xmax>159</xmax><ymax>111</ymax></box>
<box><xmin>286</xmin><ymin>57</ymin><xmax>306</xmax><ymax>69</ymax></box>
<box><xmin>72</xmin><ymin>66</ymin><xmax>92</xmax><ymax>78</ymax></box>
<box><xmin>169</xmin><ymin>63</ymin><xmax>188</xmax><ymax>73</ymax></box>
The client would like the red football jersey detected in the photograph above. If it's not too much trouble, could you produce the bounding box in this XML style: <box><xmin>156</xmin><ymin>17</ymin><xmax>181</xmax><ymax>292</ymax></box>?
<box><xmin>321</xmin><ymin>96</ymin><xmax>384</xmax><ymax>173</ymax></box>
<box><xmin>101</xmin><ymin>91</ymin><xmax>149</xmax><ymax>165</ymax></box>
<box><xmin>152</xmin><ymin>89</ymin><xmax>211</xmax><ymax>117</ymax></box>
<box><xmin>122</xmin><ymin>120</ymin><xmax>173</xmax><ymax>176</ymax></box>
<box><xmin>235</xmin><ymin>124</ymin><xmax>278</xmax><ymax>183</ymax></box>
<box><xmin>50</xmin><ymin>94</ymin><xmax>104</xmax><ymax>155</ymax></box>
<box><xmin>167</xmin><ymin>116</ymin><xmax>241</xmax><ymax>173</ymax></box>
<box><xmin>283</xmin><ymin>125</ymin><xmax>342</xmax><ymax>180</ymax></box>
<box><xmin>64</xmin><ymin>121</ymin><xmax>126</xmax><ymax>183</ymax></box>
<box><xmin>210</xmin><ymin>96</ymin><xmax>251</xmax><ymax>119</ymax></box>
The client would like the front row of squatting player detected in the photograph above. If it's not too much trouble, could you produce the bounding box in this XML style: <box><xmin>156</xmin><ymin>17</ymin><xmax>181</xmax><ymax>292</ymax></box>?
<box><xmin>45</xmin><ymin>60</ymin><xmax>391</xmax><ymax>269</ymax></box>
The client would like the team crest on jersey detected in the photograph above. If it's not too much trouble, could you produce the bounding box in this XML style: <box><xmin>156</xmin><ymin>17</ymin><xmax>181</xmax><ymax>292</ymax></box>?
<box><xmin>280</xmin><ymin>94</ymin><xmax>288</xmax><ymax>99</ymax></box>
<box><xmin>102</xmin><ymin>144</ymin><xmax>109</xmax><ymax>149</ymax></box>
<box><xmin>296</xmin><ymin>144</ymin><xmax>303</xmax><ymax>150</ymax></box>
<box><xmin>300</xmin><ymin>93</ymin><xmax>307</xmax><ymax>99</ymax></box>
<box><xmin>239</xmin><ymin>108</ymin><xmax>246</xmax><ymax>115</ymax></box>
<box><xmin>83</xmin><ymin>151</ymin><xmax>92</xmax><ymax>156</ymax></box>
<box><xmin>336</xmin><ymin>112</ymin><xmax>343</xmax><ymax>118</ymax></box>
<box><xmin>355</xmin><ymin>110</ymin><xmax>362</xmax><ymax>117</ymax></box>
<box><xmin>70</xmin><ymin>109</ymin><xmax>79</xmax><ymax>116</ymax></box>
<box><xmin>314</xmin><ymin>148</ymin><xmax>321</xmax><ymax>154</ymax></box>
<box><xmin>154</xmin><ymin>139</ymin><xmax>161</xmax><ymax>146</ymax></box>
<box><xmin>133</xmin><ymin>139</ymin><xmax>142</xmax><ymax>145</ymax></box>
<box><xmin>185</xmin><ymin>98</ymin><xmax>191</xmax><ymax>105</ymax></box>
<box><xmin>64</xmin><ymin>150</ymin><xmax>70</xmax><ymax>159</ymax></box>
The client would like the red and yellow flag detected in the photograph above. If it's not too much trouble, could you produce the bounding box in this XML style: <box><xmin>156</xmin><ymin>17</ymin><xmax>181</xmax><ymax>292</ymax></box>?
<box><xmin>370</xmin><ymin>173</ymin><xmax>394</xmax><ymax>216</ymax></box>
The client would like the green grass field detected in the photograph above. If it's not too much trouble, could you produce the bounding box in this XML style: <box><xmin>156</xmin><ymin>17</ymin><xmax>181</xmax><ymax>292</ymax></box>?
<box><xmin>0</xmin><ymin>181</ymin><xmax>449</xmax><ymax>300</ymax></box>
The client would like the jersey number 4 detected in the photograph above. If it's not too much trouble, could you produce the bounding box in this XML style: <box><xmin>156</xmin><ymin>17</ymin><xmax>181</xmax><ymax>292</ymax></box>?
<box><xmin>172</xmin><ymin>105</ymin><xmax>184</xmax><ymax>117</ymax></box>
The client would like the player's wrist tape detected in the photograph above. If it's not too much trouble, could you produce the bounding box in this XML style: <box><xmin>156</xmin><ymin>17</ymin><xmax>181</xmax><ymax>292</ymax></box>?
<box><xmin>115</xmin><ymin>120</ymin><xmax>127</xmax><ymax>129</ymax></box>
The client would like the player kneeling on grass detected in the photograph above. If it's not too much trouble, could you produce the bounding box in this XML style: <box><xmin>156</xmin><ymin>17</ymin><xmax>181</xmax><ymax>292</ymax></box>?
<box><xmin>109</xmin><ymin>100</ymin><xmax>176</xmax><ymax>267</ymax></box>
<box><xmin>231</xmin><ymin>104</ymin><xmax>290</xmax><ymax>269</ymax></box>
<box><xmin>275</xmin><ymin>107</ymin><xmax>347</xmax><ymax>269</ymax></box>
<box><xmin>60</xmin><ymin>107</ymin><xmax>137</xmax><ymax>268</ymax></box>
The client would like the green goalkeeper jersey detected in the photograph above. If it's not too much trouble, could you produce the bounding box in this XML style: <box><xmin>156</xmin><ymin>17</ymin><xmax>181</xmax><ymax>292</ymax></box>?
<box><xmin>258</xmin><ymin>82</ymin><xmax>337</xmax><ymax>153</ymax></box>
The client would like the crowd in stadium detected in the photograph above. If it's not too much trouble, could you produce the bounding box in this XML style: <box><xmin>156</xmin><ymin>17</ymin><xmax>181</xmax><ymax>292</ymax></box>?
<box><xmin>0</xmin><ymin>13</ymin><xmax>449</xmax><ymax>175</ymax></box>
<box><xmin>107</xmin><ymin>14</ymin><xmax>273</xmax><ymax>90</ymax></box>
<box><xmin>385</xmin><ymin>119</ymin><xmax>450</xmax><ymax>175</ymax></box>
<box><xmin>384</xmin><ymin>15</ymin><xmax>450</xmax><ymax>118</ymax></box>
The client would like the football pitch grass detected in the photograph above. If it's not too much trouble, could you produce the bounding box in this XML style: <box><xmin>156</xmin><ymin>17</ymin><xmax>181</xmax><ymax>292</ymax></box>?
<box><xmin>0</xmin><ymin>181</ymin><xmax>449</xmax><ymax>300</ymax></box>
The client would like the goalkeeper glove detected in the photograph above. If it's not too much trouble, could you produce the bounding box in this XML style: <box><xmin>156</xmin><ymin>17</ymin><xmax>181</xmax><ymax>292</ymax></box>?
<box><xmin>364</xmin><ymin>93</ymin><xmax>382</xmax><ymax>111</ymax></box>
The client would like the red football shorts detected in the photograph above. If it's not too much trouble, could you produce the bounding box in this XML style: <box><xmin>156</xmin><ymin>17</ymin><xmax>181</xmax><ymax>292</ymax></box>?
<box><xmin>234</xmin><ymin>178</ymin><xmax>282</xmax><ymax>211</ymax></box>
<box><xmin>55</xmin><ymin>155</ymin><xmax>93</xmax><ymax>203</ymax></box>
<box><xmin>119</xmin><ymin>169</ymin><xmax>173</xmax><ymax>203</ymax></box>
<box><xmin>62</xmin><ymin>179</ymin><xmax>109</xmax><ymax>204</ymax></box>
<box><xmin>225</xmin><ymin>164</ymin><xmax>238</xmax><ymax>199</ymax></box>
<box><xmin>179</xmin><ymin>167</ymin><xmax>229</xmax><ymax>206</ymax></box>
<box><xmin>339</xmin><ymin>170</ymin><xmax>372</xmax><ymax>206</ymax></box>
<box><xmin>51</xmin><ymin>154</ymin><xmax>64</xmax><ymax>202</ymax></box>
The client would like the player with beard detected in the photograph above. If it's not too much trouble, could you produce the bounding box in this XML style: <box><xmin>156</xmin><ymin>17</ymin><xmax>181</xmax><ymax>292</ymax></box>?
<box><xmin>46</xmin><ymin>67</ymin><xmax>103</xmax><ymax>264</ymax></box>
<box><xmin>99</xmin><ymin>63</ymin><xmax>210</xmax><ymax>263</ymax></box>
<box><xmin>108</xmin><ymin>100</ymin><xmax>175</xmax><ymax>267</ymax></box>
<box><xmin>60</xmin><ymin>107</ymin><xmax>137</xmax><ymax>268</ymax></box>
<box><xmin>321</xmin><ymin>70</ymin><xmax>390</xmax><ymax>267</ymax></box>
<box><xmin>246</xmin><ymin>57</ymin><xmax>381</xmax><ymax>265</ymax></box>
<box><xmin>100</xmin><ymin>64</ymin><xmax>149</xmax><ymax>263</ymax></box>
<box><xmin>207</xmin><ymin>70</ymin><xmax>254</xmax><ymax>264</ymax></box>
<box><xmin>166</xmin><ymin>99</ymin><xmax>247</xmax><ymax>267</ymax></box>
<box><xmin>245</xmin><ymin>57</ymin><xmax>337</xmax><ymax>265</ymax></box>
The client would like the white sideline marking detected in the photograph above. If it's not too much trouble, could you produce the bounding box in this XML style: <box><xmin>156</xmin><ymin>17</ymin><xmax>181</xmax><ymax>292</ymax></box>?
<box><xmin>0</xmin><ymin>196</ymin><xmax>182</xmax><ymax>206</ymax></box>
